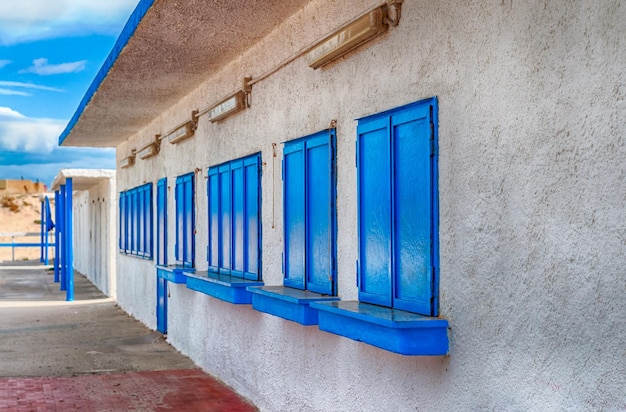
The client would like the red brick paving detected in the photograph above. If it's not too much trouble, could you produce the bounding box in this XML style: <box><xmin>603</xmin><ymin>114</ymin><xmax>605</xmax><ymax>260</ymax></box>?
<box><xmin>0</xmin><ymin>369</ymin><xmax>257</xmax><ymax>412</ymax></box>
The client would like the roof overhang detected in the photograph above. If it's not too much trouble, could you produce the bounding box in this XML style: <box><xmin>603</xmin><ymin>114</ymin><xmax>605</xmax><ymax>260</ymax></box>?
<box><xmin>51</xmin><ymin>169</ymin><xmax>116</xmax><ymax>192</ymax></box>
<box><xmin>59</xmin><ymin>0</ymin><xmax>311</xmax><ymax>148</ymax></box>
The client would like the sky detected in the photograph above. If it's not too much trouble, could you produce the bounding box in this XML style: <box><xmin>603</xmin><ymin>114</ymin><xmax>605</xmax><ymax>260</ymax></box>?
<box><xmin>0</xmin><ymin>0</ymin><xmax>140</xmax><ymax>188</ymax></box>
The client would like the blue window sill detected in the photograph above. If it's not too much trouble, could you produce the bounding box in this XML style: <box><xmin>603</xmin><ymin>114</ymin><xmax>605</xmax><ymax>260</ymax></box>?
<box><xmin>156</xmin><ymin>265</ymin><xmax>195</xmax><ymax>284</ymax></box>
<box><xmin>247</xmin><ymin>286</ymin><xmax>340</xmax><ymax>326</ymax></box>
<box><xmin>310</xmin><ymin>301</ymin><xmax>449</xmax><ymax>356</ymax></box>
<box><xmin>120</xmin><ymin>251</ymin><xmax>153</xmax><ymax>260</ymax></box>
<box><xmin>186</xmin><ymin>271</ymin><xmax>263</xmax><ymax>304</ymax></box>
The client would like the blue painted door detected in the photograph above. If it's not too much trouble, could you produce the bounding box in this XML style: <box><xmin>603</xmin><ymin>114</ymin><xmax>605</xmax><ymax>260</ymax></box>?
<box><xmin>357</xmin><ymin>98</ymin><xmax>438</xmax><ymax>316</ymax></box>
<box><xmin>156</xmin><ymin>178</ymin><xmax>167</xmax><ymax>334</ymax></box>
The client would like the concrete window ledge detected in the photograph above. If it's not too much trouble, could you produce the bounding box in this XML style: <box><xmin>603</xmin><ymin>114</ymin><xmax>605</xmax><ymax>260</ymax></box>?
<box><xmin>156</xmin><ymin>265</ymin><xmax>195</xmax><ymax>284</ymax></box>
<box><xmin>247</xmin><ymin>286</ymin><xmax>340</xmax><ymax>326</ymax></box>
<box><xmin>310</xmin><ymin>301</ymin><xmax>449</xmax><ymax>356</ymax></box>
<box><xmin>186</xmin><ymin>271</ymin><xmax>263</xmax><ymax>304</ymax></box>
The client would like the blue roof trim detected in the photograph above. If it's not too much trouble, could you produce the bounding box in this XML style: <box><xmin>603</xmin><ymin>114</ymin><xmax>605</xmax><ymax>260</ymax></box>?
<box><xmin>58</xmin><ymin>0</ymin><xmax>157</xmax><ymax>146</ymax></box>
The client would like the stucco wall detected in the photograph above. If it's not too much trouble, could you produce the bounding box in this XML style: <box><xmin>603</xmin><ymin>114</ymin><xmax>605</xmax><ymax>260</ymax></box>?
<box><xmin>115</xmin><ymin>0</ymin><xmax>626</xmax><ymax>411</ymax></box>
<box><xmin>73</xmin><ymin>179</ymin><xmax>117</xmax><ymax>297</ymax></box>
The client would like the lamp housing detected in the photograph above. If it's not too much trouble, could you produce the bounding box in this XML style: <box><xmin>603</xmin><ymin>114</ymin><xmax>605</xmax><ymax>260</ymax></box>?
<box><xmin>307</xmin><ymin>7</ymin><xmax>387</xmax><ymax>69</ymax></box>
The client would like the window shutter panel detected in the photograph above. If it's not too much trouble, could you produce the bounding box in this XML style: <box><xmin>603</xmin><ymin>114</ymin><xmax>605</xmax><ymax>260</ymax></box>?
<box><xmin>283</xmin><ymin>141</ymin><xmax>306</xmax><ymax>289</ymax></box>
<box><xmin>357</xmin><ymin>117</ymin><xmax>393</xmax><ymax>307</ymax></box>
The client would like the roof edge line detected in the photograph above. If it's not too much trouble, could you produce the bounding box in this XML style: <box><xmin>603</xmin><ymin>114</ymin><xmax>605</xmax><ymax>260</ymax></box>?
<box><xmin>58</xmin><ymin>0</ymin><xmax>157</xmax><ymax>147</ymax></box>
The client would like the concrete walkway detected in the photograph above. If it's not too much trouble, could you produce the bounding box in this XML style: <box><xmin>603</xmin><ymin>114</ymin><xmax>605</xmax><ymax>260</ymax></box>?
<box><xmin>0</xmin><ymin>261</ymin><xmax>257</xmax><ymax>411</ymax></box>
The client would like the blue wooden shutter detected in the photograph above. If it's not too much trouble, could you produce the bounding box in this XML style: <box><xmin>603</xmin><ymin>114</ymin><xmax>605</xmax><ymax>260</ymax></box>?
<box><xmin>132</xmin><ymin>188</ymin><xmax>139</xmax><ymax>255</ymax></box>
<box><xmin>124</xmin><ymin>191</ymin><xmax>130</xmax><ymax>253</ymax></box>
<box><xmin>283</xmin><ymin>141</ymin><xmax>306</xmax><ymax>289</ymax></box>
<box><xmin>218</xmin><ymin>165</ymin><xmax>231</xmax><ymax>273</ymax></box>
<box><xmin>207</xmin><ymin>154</ymin><xmax>261</xmax><ymax>280</ymax></box>
<box><xmin>147</xmin><ymin>184</ymin><xmax>153</xmax><ymax>259</ymax></box>
<box><xmin>157</xmin><ymin>178</ymin><xmax>167</xmax><ymax>266</ymax></box>
<box><xmin>207</xmin><ymin>168</ymin><xmax>219</xmax><ymax>272</ymax></box>
<box><xmin>283</xmin><ymin>131</ymin><xmax>336</xmax><ymax>294</ymax></box>
<box><xmin>392</xmin><ymin>104</ymin><xmax>433</xmax><ymax>314</ymax></box>
<box><xmin>231</xmin><ymin>160</ymin><xmax>245</xmax><ymax>277</ymax></box>
<box><xmin>357</xmin><ymin>117</ymin><xmax>392</xmax><ymax>307</ymax></box>
<box><xmin>119</xmin><ymin>191</ymin><xmax>125</xmax><ymax>251</ymax></box>
<box><xmin>305</xmin><ymin>132</ymin><xmax>335</xmax><ymax>295</ymax></box>
<box><xmin>184</xmin><ymin>174</ymin><xmax>195</xmax><ymax>268</ymax></box>
<box><xmin>357</xmin><ymin>98</ymin><xmax>438</xmax><ymax>316</ymax></box>
<box><xmin>175</xmin><ymin>177</ymin><xmax>183</xmax><ymax>264</ymax></box>
<box><xmin>243</xmin><ymin>155</ymin><xmax>260</xmax><ymax>280</ymax></box>
<box><xmin>138</xmin><ymin>186</ymin><xmax>145</xmax><ymax>256</ymax></box>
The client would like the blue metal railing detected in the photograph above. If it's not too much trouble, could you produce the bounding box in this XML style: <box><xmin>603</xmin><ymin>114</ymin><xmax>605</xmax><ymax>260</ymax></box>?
<box><xmin>0</xmin><ymin>232</ymin><xmax>55</xmax><ymax>262</ymax></box>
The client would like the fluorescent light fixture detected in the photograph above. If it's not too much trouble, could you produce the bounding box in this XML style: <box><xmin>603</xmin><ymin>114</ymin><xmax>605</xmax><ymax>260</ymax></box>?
<box><xmin>167</xmin><ymin>122</ymin><xmax>194</xmax><ymax>144</ymax></box>
<box><xmin>208</xmin><ymin>90</ymin><xmax>246</xmax><ymax>123</ymax></box>
<box><xmin>138</xmin><ymin>142</ymin><xmax>159</xmax><ymax>159</ymax></box>
<box><xmin>119</xmin><ymin>155</ymin><xmax>135</xmax><ymax>169</ymax></box>
<box><xmin>307</xmin><ymin>7</ymin><xmax>387</xmax><ymax>69</ymax></box>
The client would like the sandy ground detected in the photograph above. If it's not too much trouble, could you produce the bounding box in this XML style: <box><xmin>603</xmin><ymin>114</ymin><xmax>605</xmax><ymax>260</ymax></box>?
<box><xmin>0</xmin><ymin>194</ymin><xmax>54</xmax><ymax>262</ymax></box>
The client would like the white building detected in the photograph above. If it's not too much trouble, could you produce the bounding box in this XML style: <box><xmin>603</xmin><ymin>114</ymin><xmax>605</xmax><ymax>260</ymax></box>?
<box><xmin>51</xmin><ymin>169</ymin><xmax>117</xmax><ymax>298</ymax></box>
<box><xmin>58</xmin><ymin>1</ymin><xmax>626</xmax><ymax>410</ymax></box>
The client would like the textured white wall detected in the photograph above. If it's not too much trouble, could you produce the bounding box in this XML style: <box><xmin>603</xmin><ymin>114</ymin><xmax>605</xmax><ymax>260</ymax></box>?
<box><xmin>72</xmin><ymin>178</ymin><xmax>116</xmax><ymax>297</ymax></box>
<box><xmin>116</xmin><ymin>0</ymin><xmax>626</xmax><ymax>410</ymax></box>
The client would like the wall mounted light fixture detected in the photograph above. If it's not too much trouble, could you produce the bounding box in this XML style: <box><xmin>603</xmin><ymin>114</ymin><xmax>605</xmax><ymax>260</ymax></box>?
<box><xmin>167</xmin><ymin>111</ymin><xmax>198</xmax><ymax>144</ymax></box>
<box><xmin>307</xmin><ymin>0</ymin><xmax>403</xmax><ymax>69</ymax></box>
<box><xmin>202</xmin><ymin>77</ymin><xmax>251</xmax><ymax>123</ymax></box>
<box><xmin>138</xmin><ymin>136</ymin><xmax>160</xmax><ymax>159</ymax></box>
<box><xmin>120</xmin><ymin>151</ymin><xmax>136</xmax><ymax>169</ymax></box>
<box><xmin>208</xmin><ymin>90</ymin><xmax>246</xmax><ymax>123</ymax></box>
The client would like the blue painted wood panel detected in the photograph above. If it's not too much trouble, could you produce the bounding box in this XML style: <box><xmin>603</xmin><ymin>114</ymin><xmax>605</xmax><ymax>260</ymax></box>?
<box><xmin>218</xmin><ymin>165</ymin><xmax>231</xmax><ymax>272</ymax></box>
<box><xmin>232</xmin><ymin>160</ymin><xmax>245</xmax><ymax>277</ymax></box>
<box><xmin>283</xmin><ymin>130</ymin><xmax>336</xmax><ymax>295</ymax></box>
<box><xmin>157</xmin><ymin>178</ymin><xmax>167</xmax><ymax>266</ymax></box>
<box><xmin>283</xmin><ymin>141</ymin><xmax>306</xmax><ymax>289</ymax></box>
<box><xmin>393</xmin><ymin>107</ymin><xmax>432</xmax><ymax>314</ymax></box>
<box><xmin>244</xmin><ymin>159</ymin><xmax>259</xmax><ymax>280</ymax></box>
<box><xmin>175</xmin><ymin>181</ymin><xmax>182</xmax><ymax>263</ymax></box>
<box><xmin>207</xmin><ymin>154</ymin><xmax>261</xmax><ymax>280</ymax></box>
<box><xmin>357</xmin><ymin>97</ymin><xmax>438</xmax><ymax>316</ymax></box>
<box><xmin>175</xmin><ymin>173</ymin><xmax>194</xmax><ymax>268</ymax></box>
<box><xmin>306</xmin><ymin>134</ymin><xmax>333</xmax><ymax>295</ymax></box>
<box><xmin>119</xmin><ymin>191</ymin><xmax>126</xmax><ymax>251</ymax></box>
<box><xmin>357</xmin><ymin>118</ymin><xmax>392</xmax><ymax>307</ymax></box>
<box><xmin>184</xmin><ymin>175</ymin><xmax>194</xmax><ymax>268</ymax></box>
<box><xmin>208</xmin><ymin>169</ymin><xmax>219</xmax><ymax>272</ymax></box>
<box><xmin>156</xmin><ymin>276</ymin><xmax>167</xmax><ymax>333</ymax></box>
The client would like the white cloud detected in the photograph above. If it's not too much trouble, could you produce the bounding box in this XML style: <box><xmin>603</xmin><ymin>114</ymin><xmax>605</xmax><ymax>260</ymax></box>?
<box><xmin>19</xmin><ymin>58</ymin><xmax>86</xmax><ymax>76</ymax></box>
<box><xmin>0</xmin><ymin>81</ymin><xmax>63</xmax><ymax>92</ymax></box>
<box><xmin>0</xmin><ymin>107</ymin><xmax>64</xmax><ymax>152</ymax></box>
<box><xmin>0</xmin><ymin>60</ymin><xmax>11</xmax><ymax>68</ymax></box>
<box><xmin>0</xmin><ymin>1</ymin><xmax>140</xmax><ymax>45</ymax></box>
<box><xmin>0</xmin><ymin>107</ymin><xmax>26</xmax><ymax>118</ymax></box>
<box><xmin>0</xmin><ymin>88</ymin><xmax>30</xmax><ymax>96</ymax></box>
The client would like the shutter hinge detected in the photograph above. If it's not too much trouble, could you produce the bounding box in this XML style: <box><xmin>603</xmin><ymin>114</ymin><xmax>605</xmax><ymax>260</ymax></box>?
<box><xmin>355</xmin><ymin>140</ymin><xmax>358</xmax><ymax>168</ymax></box>
<box><xmin>356</xmin><ymin>260</ymin><xmax>360</xmax><ymax>287</ymax></box>
<box><xmin>281</xmin><ymin>159</ymin><xmax>284</xmax><ymax>181</ymax></box>
<box><xmin>281</xmin><ymin>252</ymin><xmax>285</xmax><ymax>274</ymax></box>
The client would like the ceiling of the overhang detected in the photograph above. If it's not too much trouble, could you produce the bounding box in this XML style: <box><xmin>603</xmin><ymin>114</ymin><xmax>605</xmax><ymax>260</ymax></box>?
<box><xmin>60</xmin><ymin>0</ymin><xmax>311</xmax><ymax>148</ymax></box>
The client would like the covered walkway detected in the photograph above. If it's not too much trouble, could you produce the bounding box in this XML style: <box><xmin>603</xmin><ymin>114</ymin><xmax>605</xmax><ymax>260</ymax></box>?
<box><xmin>0</xmin><ymin>261</ymin><xmax>257</xmax><ymax>411</ymax></box>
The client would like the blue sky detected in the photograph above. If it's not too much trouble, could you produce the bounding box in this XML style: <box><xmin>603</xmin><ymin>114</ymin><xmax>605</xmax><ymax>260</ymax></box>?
<box><xmin>0</xmin><ymin>0</ymin><xmax>139</xmax><ymax>188</ymax></box>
